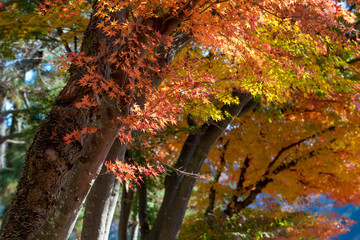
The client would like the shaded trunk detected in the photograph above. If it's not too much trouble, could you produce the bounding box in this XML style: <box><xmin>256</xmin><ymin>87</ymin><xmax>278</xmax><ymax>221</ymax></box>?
<box><xmin>138</xmin><ymin>179</ymin><xmax>150</xmax><ymax>240</ymax></box>
<box><xmin>0</xmin><ymin>205</ymin><xmax>9</xmax><ymax>235</ymax></box>
<box><xmin>205</xmin><ymin>139</ymin><xmax>229</xmax><ymax>218</ymax></box>
<box><xmin>147</xmin><ymin>93</ymin><xmax>257</xmax><ymax>240</ymax></box>
<box><xmin>81</xmin><ymin>139</ymin><xmax>125</xmax><ymax>240</ymax></box>
<box><xmin>118</xmin><ymin>185</ymin><xmax>135</xmax><ymax>240</ymax></box>
<box><xmin>129</xmin><ymin>213</ymin><xmax>139</xmax><ymax>240</ymax></box>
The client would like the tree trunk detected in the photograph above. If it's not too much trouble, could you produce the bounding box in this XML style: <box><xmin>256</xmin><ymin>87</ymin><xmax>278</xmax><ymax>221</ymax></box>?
<box><xmin>138</xmin><ymin>179</ymin><xmax>150</xmax><ymax>240</ymax></box>
<box><xmin>0</xmin><ymin>205</ymin><xmax>9</xmax><ymax>236</ymax></box>
<box><xmin>118</xmin><ymin>184</ymin><xmax>135</xmax><ymax>240</ymax></box>
<box><xmin>147</xmin><ymin>93</ymin><xmax>257</xmax><ymax>240</ymax></box>
<box><xmin>81</xmin><ymin>139</ymin><xmax>124</xmax><ymax>240</ymax></box>
<box><xmin>129</xmin><ymin>213</ymin><xmax>139</xmax><ymax>240</ymax></box>
<box><xmin>0</xmin><ymin>95</ymin><xmax>7</xmax><ymax>169</ymax></box>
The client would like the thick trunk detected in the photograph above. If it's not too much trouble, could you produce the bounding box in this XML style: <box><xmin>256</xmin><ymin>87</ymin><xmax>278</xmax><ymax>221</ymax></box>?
<box><xmin>31</xmin><ymin>112</ymin><xmax>121</xmax><ymax>240</ymax></box>
<box><xmin>81</xmin><ymin>139</ymin><xmax>125</xmax><ymax>240</ymax></box>
<box><xmin>147</xmin><ymin>93</ymin><xmax>256</xmax><ymax>240</ymax></box>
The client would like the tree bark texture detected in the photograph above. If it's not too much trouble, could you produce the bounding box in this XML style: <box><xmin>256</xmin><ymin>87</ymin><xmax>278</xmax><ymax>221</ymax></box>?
<box><xmin>147</xmin><ymin>93</ymin><xmax>257</xmax><ymax>240</ymax></box>
<box><xmin>81</xmin><ymin>139</ymin><xmax>125</xmax><ymax>240</ymax></box>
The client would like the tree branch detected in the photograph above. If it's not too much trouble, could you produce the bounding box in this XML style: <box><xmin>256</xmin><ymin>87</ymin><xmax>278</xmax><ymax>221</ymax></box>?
<box><xmin>205</xmin><ymin>139</ymin><xmax>229</xmax><ymax>217</ymax></box>
<box><xmin>148</xmin><ymin>92</ymin><xmax>254</xmax><ymax>240</ymax></box>
<box><xmin>347</xmin><ymin>58</ymin><xmax>360</xmax><ymax>65</ymax></box>
<box><xmin>225</xmin><ymin>126</ymin><xmax>336</xmax><ymax>216</ymax></box>
<box><xmin>265</xmin><ymin>126</ymin><xmax>335</xmax><ymax>176</ymax></box>
<box><xmin>5</xmin><ymin>140</ymin><xmax>25</xmax><ymax>144</ymax></box>
<box><xmin>0</xmin><ymin>109</ymin><xmax>26</xmax><ymax>117</ymax></box>
<box><xmin>0</xmin><ymin>133</ymin><xmax>23</xmax><ymax>144</ymax></box>
<box><xmin>236</xmin><ymin>155</ymin><xmax>251</xmax><ymax>191</ymax></box>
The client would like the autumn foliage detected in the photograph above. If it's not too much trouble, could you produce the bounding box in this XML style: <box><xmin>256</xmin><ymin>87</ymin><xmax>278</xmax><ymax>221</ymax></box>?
<box><xmin>53</xmin><ymin>0</ymin><xmax>360</xmax><ymax>182</ymax></box>
<box><xmin>2</xmin><ymin>0</ymin><xmax>360</xmax><ymax>239</ymax></box>
<box><xmin>56</xmin><ymin>0</ymin><xmax>360</xmax><ymax>237</ymax></box>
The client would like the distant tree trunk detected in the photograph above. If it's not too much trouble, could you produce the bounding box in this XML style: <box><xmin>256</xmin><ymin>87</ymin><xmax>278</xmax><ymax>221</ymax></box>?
<box><xmin>138</xmin><ymin>179</ymin><xmax>150</xmax><ymax>240</ymax></box>
<box><xmin>118</xmin><ymin>184</ymin><xmax>135</xmax><ymax>240</ymax></box>
<box><xmin>147</xmin><ymin>93</ymin><xmax>257</xmax><ymax>240</ymax></box>
<box><xmin>205</xmin><ymin>139</ymin><xmax>229</xmax><ymax>218</ymax></box>
<box><xmin>129</xmin><ymin>213</ymin><xmax>139</xmax><ymax>240</ymax></box>
<box><xmin>81</xmin><ymin>139</ymin><xmax>124</xmax><ymax>240</ymax></box>
<box><xmin>0</xmin><ymin>95</ymin><xmax>7</xmax><ymax>169</ymax></box>
<box><xmin>0</xmin><ymin>205</ymin><xmax>9</xmax><ymax>235</ymax></box>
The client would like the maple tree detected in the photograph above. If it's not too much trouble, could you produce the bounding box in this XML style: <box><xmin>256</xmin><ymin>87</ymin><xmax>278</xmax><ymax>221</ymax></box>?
<box><xmin>1</xmin><ymin>0</ymin><xmax>360</xmax><ymax>239</ymax></box>
<box><xmin>176</xmin><ymin>99</ymin><xmax>360</xmax><ymax>239</ymax></box>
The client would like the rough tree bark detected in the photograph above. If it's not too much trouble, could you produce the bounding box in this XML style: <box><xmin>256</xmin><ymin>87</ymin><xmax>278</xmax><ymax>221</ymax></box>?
<box><xmin>147</xmin><ymin>92</ymin><xmax>257</xmax><ymax>240</ymax></box>
<box><xmin>1</xmin><ymin>0</ymin><xmax>195</xmax><ymax>238</ymax></box>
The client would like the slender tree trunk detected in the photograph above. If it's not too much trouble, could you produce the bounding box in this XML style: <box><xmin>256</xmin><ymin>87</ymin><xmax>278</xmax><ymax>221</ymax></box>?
<box><xmin>205</xmin><ymin>139</ymin><xmax>229</xmax><ymax>218</ymax></box>
<box><xmin>147</xmin><ymin>93</ymin><xmax>257</xmax><ymax>240</ymax></box>
<box><xmin>138</xmin><ymin>179</ymin><xmax>150</xmax><ymax>240</ymax></box>
<box><xmin>81</xmin><ymin>139</ymin><xmax>124</xmax><ymax>240</ymax></box>
<box><xmin>118</xmin><ymin>185</ymin><xmax>135</xmax><ymax>240</ymax></box>
<box><xmin>129</xmin><ymin>213</ymin><xmax>139</xmax><ymax>240</ymax></box>
<box><xmin>0</xmin><ymin>95</ymin><xmax>7</xmax><ymax>169</ymax></box>
<box><xmin>0</xmin><ymin>205</ymin><xmax>9</xmax><ymax>235</ymax></box>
